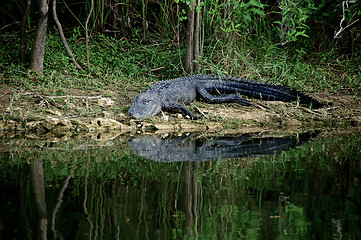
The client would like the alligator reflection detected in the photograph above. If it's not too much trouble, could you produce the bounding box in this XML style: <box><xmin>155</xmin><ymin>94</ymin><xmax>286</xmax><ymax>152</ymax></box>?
<box><xmin>130</xmin><ymin>131</ymin><xmax>318</xmax><ymax>162</ymax></box>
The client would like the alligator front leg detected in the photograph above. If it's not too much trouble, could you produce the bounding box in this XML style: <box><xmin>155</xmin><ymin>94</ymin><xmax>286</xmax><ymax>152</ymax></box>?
<box><xmin>197</xmin><ymin>87</ymin><xmax>253</xmax><ymax>106</ymax></box>
<box><xmin>163</xmin><ymin>103</ymin><xmax>200</xmax><ymax>120</ymax></box>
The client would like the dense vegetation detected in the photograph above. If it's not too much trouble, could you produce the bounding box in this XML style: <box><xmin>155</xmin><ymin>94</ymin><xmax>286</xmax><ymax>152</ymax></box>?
<box><xmin>0</xmin><ymin>0</ymin><xmax>360</xmax><ymax>93</ymax></box>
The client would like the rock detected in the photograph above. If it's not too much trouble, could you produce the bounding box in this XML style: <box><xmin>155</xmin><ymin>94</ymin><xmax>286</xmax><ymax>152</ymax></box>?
<box><xmin>206</xmin><ymin>122</ymin><xmax>223</xmax><ymax>131</ymax></box>
<box><xmin>25</xmin><ymin>118</ymin><xmax>71</xmax><ymax>134</ymax></box>
<box><xmin>42</xmin><ymin>118</ymin><xmax>70</xmax><ymax>131</ymax></box>
<box><xmin>97</xmin><ymin>97</ymin><xmax>115</xmax><ymax>107</ymax></box>
<box><xmin>153</xmin><ymin>123</ymin><xmax>176</xmax><ymax>131</ymax></box>
<box><xmin>99</xmin><ymin>111</ymin><xmax>112</xmax><ymax>118</ymax></box>
<box><xmin>179</xmin><ymin>123</ymin><xmax>207</xmax><ymax>131</ymax></box>
<box><xmin>284</xmin><ymin>118</ymin><xmax>302</xmax><ymax>126</ymax></box>
<box><xmin>0</xmin><ymin>120</ymin><xmax>17</xmax><ymax>131</ymax></box>
<box><xmin>72</xmin><ymin>118</ymin><xmax>122</xmax><ymax>131</ymax></box>
<box><xmin>23</xmin><ymin>117</ymin><xmax>128</xmax><ymax>133</ymax></box>
<box><xmin>45</xmin><ymin>109</ymin><xmax>62</xmax><ymax>116</ymax></box>
<box><xmin>351</xmin><ymin>116</ymin><xmax>361</xmax><ymax>126</ymax></box>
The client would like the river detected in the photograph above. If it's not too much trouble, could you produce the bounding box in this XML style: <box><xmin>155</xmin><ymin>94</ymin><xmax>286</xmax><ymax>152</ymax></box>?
<box><xmin>1</xmin><ymin>128</ymin><xmax>360</xmax><ymax>239</ymax></box>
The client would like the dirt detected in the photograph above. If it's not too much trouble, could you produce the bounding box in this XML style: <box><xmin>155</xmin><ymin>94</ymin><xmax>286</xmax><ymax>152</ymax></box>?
<box><xmin>1</xmin><ymin>83</ymin><xmax>361</xmax><ymax>138</ymax></box>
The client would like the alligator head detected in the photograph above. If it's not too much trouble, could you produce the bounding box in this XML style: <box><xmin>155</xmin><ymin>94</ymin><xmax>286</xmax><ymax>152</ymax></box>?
<box><xmin>128</xmin><ymin>91</ymin><xmax>162</xmax><ymax>119</ymax></box>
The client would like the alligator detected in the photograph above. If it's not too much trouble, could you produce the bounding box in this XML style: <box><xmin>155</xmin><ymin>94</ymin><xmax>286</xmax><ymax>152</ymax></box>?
<box><xmin>128</xmin><ymin>74</ymin><xmax>322</xmax><ymax>119</ymax></box>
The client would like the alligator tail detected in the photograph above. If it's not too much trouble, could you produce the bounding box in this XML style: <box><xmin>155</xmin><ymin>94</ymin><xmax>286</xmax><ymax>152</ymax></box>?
<box><xmin>197</xmin><ymin>75</ymin><xmax>323</xmax><ymax>108</ymax></box>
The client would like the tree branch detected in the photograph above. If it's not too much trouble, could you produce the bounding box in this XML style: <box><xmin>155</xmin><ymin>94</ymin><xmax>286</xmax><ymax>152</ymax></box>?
<box><xmin>85</xmin><ymin>0</ymin><xmax>94</xmax><ymax>68</ymax></box>
<box><xmin>334</xmin><ymin>0</ymin><xmax>360</xmax><ymax>38</ymax></box>
<box><xmin>52</xmin><ymin>0</ymin><xmax>83</xmax><ymax>70</ymax></box>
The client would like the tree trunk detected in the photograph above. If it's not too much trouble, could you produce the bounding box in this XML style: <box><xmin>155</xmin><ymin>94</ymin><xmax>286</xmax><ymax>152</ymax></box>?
<box><xmin>29</xmin><ymin>0</ymin><xmax>49</xmax><ymax>72</ymax></box>
<box><xmin>142</xmin><ymin>0</ymin><xmax>148</xmax><ymax>42</ymax></box>
<box><xmin>185</xmin><ymin>2</ymin><xmax>195</xmax><ymax>72</ymax></box>
<box><xmin>193</xmin><ymin>0</ymin><xmax>201</xmax><ymax>72</ymax></box>
<box><xmin>112</xmin><ymin>0</ymin><xmax>120</xmax><ymax>38</ymax></box>
<box><xmin>20</xmin><ymin>0</ymin><xmax>32</xmax><ymax>65</ymax></box>
<box><xmin>185</xmin><ymin>2</ymin><xmax>202</xmax><ymax>73</ymax></box>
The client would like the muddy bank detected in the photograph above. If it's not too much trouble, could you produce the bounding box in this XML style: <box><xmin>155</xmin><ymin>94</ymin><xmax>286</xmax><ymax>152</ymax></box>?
<box><xmin>1</xmin><ymin>84</ymin><xmax>361</xmax><ymax>136</ymax></box>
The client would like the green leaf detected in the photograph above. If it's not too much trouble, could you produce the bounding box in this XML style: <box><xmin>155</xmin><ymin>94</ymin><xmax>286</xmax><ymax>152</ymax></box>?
<box><xmin>251</xmin><ymin>8</ymin><xmax>265</xmax><ymax>16</ymax></box>
<box><xmin>249</xmin><ymin>0</ymin><xmax>264</xmax><ymax>8</ymax></box>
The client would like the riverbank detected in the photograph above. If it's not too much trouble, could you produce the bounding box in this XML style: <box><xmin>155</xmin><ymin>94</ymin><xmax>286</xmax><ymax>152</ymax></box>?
<box><xmin>1</xmin><ymin>83</ymin><xmax>360</xmax><ymax>138</ymax></box>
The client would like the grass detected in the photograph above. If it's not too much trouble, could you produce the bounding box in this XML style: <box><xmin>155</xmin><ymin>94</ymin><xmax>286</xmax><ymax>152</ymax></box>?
<box><xmin>1</xmin><ymin>28</ymin><xmax>361</xmax><ymax>98</ymax></box>
<box><xmin>202</xmin><ymin>37</ymin><xmax>361</xmax><ymax>92</ymax></box>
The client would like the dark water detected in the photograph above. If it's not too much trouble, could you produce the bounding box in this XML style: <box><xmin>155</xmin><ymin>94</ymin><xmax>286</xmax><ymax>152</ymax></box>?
<box><xmin>0</xmin><ymin>130</ymin><xmax>360</xmax><ymax>239</ymax></box>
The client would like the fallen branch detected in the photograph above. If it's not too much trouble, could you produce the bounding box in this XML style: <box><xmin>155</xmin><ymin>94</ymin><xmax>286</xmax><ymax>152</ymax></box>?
<box><xmin>313</xmin><ymin>106</ymin><xmax>339</xmax><ymax>112</ymax></box>
<box><xmin>39</xmin><ymin>95</ymin><xmax>102</xmax><ymax>99</ymax></box>
<box><xmin>301</xmin><ymin>106</ymin><xmax>326</xmax><ymax>116</ymax></box>
<box><xmin>193</xmin><ymin>105</ymin><xmax>208</xmax><ymax>118</ymax></box>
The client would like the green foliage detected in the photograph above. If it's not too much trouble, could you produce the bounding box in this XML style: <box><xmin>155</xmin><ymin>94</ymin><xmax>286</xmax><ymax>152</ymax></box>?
<box><xmin>2</xmin><ymin>29</ymin><xmax>184</xmax><ymax>91</ymax></box>
<box><xmin>0</xmin><ymin>0</ymin><xmax>360</xmax><ymax>93</ymax></box>
<box><xmin>275</xmin><ymin>0</ymin><xmax>315</xmax><ymax>45</ymax></box>
<box><xmin>205</xmin><ymin>0</ymin><xmax>265</xmax><ymax>37</ymax></box>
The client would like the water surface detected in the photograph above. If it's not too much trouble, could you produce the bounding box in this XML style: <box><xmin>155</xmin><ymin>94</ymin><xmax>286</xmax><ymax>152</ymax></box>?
<box><xmin>1</xmin><ymin>129</ymin><xmax>360</xmax><ymax>239</ymax></box>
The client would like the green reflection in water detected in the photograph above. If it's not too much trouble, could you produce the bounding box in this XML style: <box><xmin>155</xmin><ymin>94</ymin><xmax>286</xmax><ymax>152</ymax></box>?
<box><xmin>0</xmin><ymin>131</ymin><xmax>360</xmax><ymax>239</ymax></box>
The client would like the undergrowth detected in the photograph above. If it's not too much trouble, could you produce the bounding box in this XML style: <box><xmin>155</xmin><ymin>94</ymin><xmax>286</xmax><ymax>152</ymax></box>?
<box><xmin>0</xmin><ymin>29</ymin><xmax>360</xmax><ymax>96</ymax></box>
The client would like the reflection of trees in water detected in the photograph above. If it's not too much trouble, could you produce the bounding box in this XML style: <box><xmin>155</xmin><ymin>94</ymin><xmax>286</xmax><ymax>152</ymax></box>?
<box><xmin>73</xmin><ymin>160</ymin><xmax>242</xmax><ymax>239</ymax></box>
<box><xmin>6</xmin><ymin>132</ymin><xmax>361</xmax><ymax>239</ymax></box>
<box><xmin>184</xmin><ymin>162</ymin><xmax>199</xmax><ymax>238</ymax></box>
<box><xmin>22</xmin><ymin>160</ymin><xmax>71</xmax><ymax>240</ymax></box>
<box><xmin>29</xmin><ymin>161</ymin><xmax>47</xmax><ymax>240</ymax></box>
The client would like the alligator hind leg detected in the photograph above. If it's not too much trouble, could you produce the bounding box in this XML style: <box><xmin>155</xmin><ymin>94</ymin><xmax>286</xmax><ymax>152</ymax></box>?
<box><xmin>197</xmin><ymin>87</ymin><xmax>253</xmax><ymax>106</ymax></box>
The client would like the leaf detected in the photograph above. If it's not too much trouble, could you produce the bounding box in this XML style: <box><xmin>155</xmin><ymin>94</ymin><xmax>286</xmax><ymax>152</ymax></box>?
<box><xmin>243</xmin><ymin>14</ymin><xmax>252</xmax><ymax>23</ymax></box>
<box><xmin>235</xmin><ymin>23</ymin><xmax>243</xmax><ymax>29</ymax></box>
<box><xmin>248</xmin><ymin>0</ymin><xmax>264</xmax><ymax>8</ymax></box>
<box><xmin>251</xmin><ymin>8</ymin><xmax>265</xmax><ymax>16</ymax></box>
